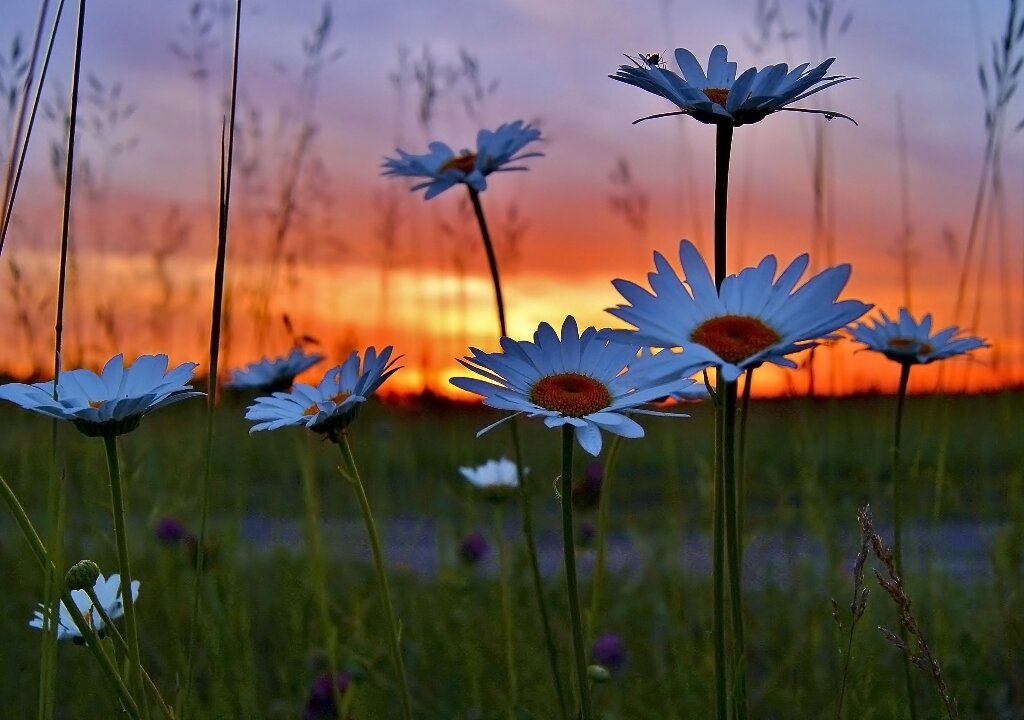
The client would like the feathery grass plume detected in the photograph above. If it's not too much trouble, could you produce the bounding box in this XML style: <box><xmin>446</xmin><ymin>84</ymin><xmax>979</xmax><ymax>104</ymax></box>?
<box><xmin>857</xmin><ymin>506</ymin><xmax>960</xmax><ymax>720</ymax></box>
<box><xmin>832</xmin><ymin>505</ymin><xmax>871</xmax><ymax>719</ymax></box>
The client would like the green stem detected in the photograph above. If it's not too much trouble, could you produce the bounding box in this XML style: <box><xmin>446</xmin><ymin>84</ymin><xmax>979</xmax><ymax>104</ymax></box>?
<box><xmin>587</xmin><ymin>433</ymin><xmax>623</xmax><ymax>638</ymax></box>
<box><xmin>711</xmin><ymin>121</ymin><xmax>734</xmax><ymax>720</ymax></box>
<box><xmin>737</xmin><ymin>369</ymin><xmax>753</xmax><ymax>543</ymax></box>
<box><xmin>469</xmin><ymin>184</ymin><xmax>570</xmax><ymax>719</ymax></box>
<box><xmin>560</xmin><ymin>426</ymin><xmax>592</xmax><ymax>720</ymax></box>
<box><xmin>722</xmin><ymin>380</ymin><xmax>747</xmax><ymax>720</ymax></box>
<box><xmin>298</xmin><ymin>447</ymin><xmax>344</xmax><ymax>715</ymax></box>
<box><xmin>510</xmin><ymin>419</ymin><xmax>570</xmax><ymax>720</ymax></box>
<box><xmin>892</xmin><ymin>362</ymin><xmax>918</xmax><ymax>720</ymax></box>
<box><xmin>0</xmin><ymin>473</ymin><xmax>141</xmax><ymax>719</ymax></box>
<box><xmin>467</xmin><ymin>187</ymin><xmax>507</xmax><ymax>336</ymax></box>
<box><xmin>494</xmin><ymin>506</ymin><xmax>519</xmax><ymax>718</ymax></box>
<box><xmin>103</xmin><ymin>434</ymin><xmax>149</xmax><ymax>718</ymax></box>
<box><xmin>337</xmin><ymin>436</ymin><xmax>414</xmax><ymax>720</ymax></box>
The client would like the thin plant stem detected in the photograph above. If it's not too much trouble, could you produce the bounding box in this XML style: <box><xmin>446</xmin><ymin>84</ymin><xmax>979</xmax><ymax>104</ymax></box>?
<box><xmin>0</xmin><ymin>475</ymin><xmax>143</xmax><ymax>716</ymax></box>
<box><xmin>467</xmin><ymin>187</ymin><xmax>507</xmax><ymax>335</ymax></box>
<box><xmin>180</xmin><ymin>2</ymin><xmax>241</xmax><ymax>716</ymax></box>
<box><xmin>722</xmin><ymin>380</ymin><xmax>747</xmax><ymax>720</ymax></box>
<box><xmin>559</xmin><ymin>426</ymin><xmax>592</xmax><ymax>720</ymax></box>
<box><xmin>493</xmin><ymin>505</ymin><xmax>519</xmax><ymax>718</ymax></box>
<box><xmin>510</xmin><ymin>419</ymin><xmax>570</xmax><ymax>720</ymax></box>
<box><xmin>891</xmin><ymin>362</ymin><xmax>918</xmax><ymax>720</ymax></box>
<box><xmin>737</xmin><ymin>369</ymin><xmax>753</xmax><ymax>542</ymax></box>
<box><xmin>103</xmin><ymin>434</ymin><xmax>148</xmax><ymax>718</ymax></box>
<box><xmin>711</xmin><ymin>121</ymin><xmax>734</xmax><ymax>720</ymax></box>
<box><xmin>337</xmin><ymin>435</ymin><xmax>414</xmax><ymax>720</ymax></box>
<box><xmin>0</xmin><ymin>0</ymin><xmax>54</xmax><ymax>257</ymax></box>
<box><xmin>469</xmin><ymin>182</ymin><xmax>569</xmax><ymax>719</ymax></box>
<box><xmin>298</xmin><ymin>447</ymin><xmax>344</xmax><ymax>715</ymax></box>
<box><xmin>38</xmin><ymin>463</ymin><xmax>63</xmax><ymax>720</ymax></box>
<box><xmin>587</xmin><ymin>433</ymin><xmax>623</xmax><ymax>639</ymax></box>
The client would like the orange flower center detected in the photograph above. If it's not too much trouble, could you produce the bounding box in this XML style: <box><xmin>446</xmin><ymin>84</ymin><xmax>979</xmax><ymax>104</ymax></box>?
<box><xmin>691</xmin><ymin>315</ymin><xmax>781</xmax><ymax>363</ymax></box>
<box><xmin>88</xmin><ymin>400</ymin><xmax>105</xmax><ymax>408</ymax></box>
<box><xmin>703</xmin><ymin>87</ymin><xmax>729</xmax><ymax>106</ymax></box>
<box><xmin>329</xmin><ymin>391</ymin><xmax>351</xmax><ymax>405</ymax></box>
<box><xmin>887</xmin><ymin>338</ymin><xmax>933</xmax><ymax>355</ymax></box>
<box><xmin>528</xmin><ymin>372</ymin><xmax>612</xmax><ymax>418</ymax></box>
<box><xmin>439</xmin><ymin>152</ymin><xmax>477</xmax><ymax>174</ymax></box>
<box><xmin>302</xmin><ymin>403</ymin><xmax>319</xmax><ymax>417</ymax></box>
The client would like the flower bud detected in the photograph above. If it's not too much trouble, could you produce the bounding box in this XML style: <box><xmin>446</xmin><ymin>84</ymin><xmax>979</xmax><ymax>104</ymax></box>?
<box><xmin>65</xmin><ymin>560</ymin><xmax>100</xmax><ymax>591</ymax></box>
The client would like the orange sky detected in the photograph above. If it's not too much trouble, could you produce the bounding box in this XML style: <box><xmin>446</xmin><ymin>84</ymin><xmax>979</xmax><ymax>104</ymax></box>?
<box><xmin>1</xmin><ymin>0</ymin><xmax>1021</xmax><ymax>398</ymax></box>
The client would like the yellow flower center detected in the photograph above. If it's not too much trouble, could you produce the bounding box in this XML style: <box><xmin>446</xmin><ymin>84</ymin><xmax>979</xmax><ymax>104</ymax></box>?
<box><xmin>529</xmin><ymin>372</ymin><xmax>612</xmax><ymax>418</ymax></box>
<box><xmin>302</xmin><ymin>403</ymin><xmax>319</xmax><ymax>417</ymax></box>
<box><xmin>691</xmin><ymin>315</ymin><xmax>781</xmax><ymax>363</ymax></box>
<box><xmin>88</xmin><ymin>400</ymin><xmax>105</xmax><ymax>408</ymax></box>
<box><xmin>703</xmin><ymin>88</ymin><xmax>729</xmax><ymax>106</ymax></box>
<box><xmin>438</xmin><ymin>152</ymin><xmax>477</xmax><ymax>174</ymax></box>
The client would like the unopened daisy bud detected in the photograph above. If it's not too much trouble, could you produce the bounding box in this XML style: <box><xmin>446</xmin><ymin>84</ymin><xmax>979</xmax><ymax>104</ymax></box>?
<box><xmin>587</xmin><ymin>664</ymin><xmax>611</xmax><ymax>683</ymax></box>
<box><xmin>65</xmin><ymin>560</ymin><xmax>100</xmax><ymax>591</ymax></box>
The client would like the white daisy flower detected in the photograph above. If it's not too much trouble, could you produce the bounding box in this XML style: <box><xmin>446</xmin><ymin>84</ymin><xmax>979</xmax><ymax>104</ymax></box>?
<box><xmin>611</xmin><ymin>45</ymin><xmax>855</xmax><ymax>126</ymax></box>
<box><xmin>849</xmin><ymin>309</ymin><xmax>988</xmax><ymax>365</ymax></box>
<box><xmin>225</xmin><ymin>348</ymin><xmax>324</xmax><ymax>392</ymax></box>
<box><xmin>450</xmin><ymin>316</ymin><xmax>692</xmax><ymax>456</ymax></box>
<box><xmin>245</xmin><ymin>346</ymin><xmax>401</xmax><ymax>441</ymax></box>
<box><xmin>459</xmin><ymin>457</ymin><xmax>522</xmax><ymax>501</ymax></box>
<box><xmin>29</xmin><ymin>573</ymin><xmax>140</xmax><ymax>644</ymax></box>
<box><xmin>604</xmin><ymin>240</ymin><xmax>872</xmax><ymax>382</ymax></box>
<box><xmin>0</xmin><ymin>354</ymin><xmax>202</xmax><ymax>437</ymax></box>
<box><xmin>382</xmin><ymin>120</ymin><xmax>543</xmax><ymax>199</ymax></box>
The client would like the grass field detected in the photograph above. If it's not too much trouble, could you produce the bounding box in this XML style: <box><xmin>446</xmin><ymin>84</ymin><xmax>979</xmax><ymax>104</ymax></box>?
<box><xmin>1</xmin><ymin>390</ymin><xmax>1021</xmax><ymax>719</ymax></box>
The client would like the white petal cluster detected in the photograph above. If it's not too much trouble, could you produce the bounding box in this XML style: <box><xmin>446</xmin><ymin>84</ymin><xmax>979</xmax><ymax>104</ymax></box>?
<box><xmin>849</xmin><ymin>309</ymin><xmax>987</xmax><ymax>365</ymax></box>
<box><xmin>225</xmin><ymin>348</ymin><xmax>324</xmax><ymax>392</ymax></box>
<box><xmin>29</xmin><ymin>573</ymin><xmax>140</xmax><ymax>642</ymax></box>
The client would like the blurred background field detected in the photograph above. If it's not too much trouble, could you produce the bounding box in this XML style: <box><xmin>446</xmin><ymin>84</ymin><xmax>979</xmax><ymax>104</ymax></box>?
<box><xmin>1</xmin><ymin>390</ymin><xmax>1021</xmax><ymax>718</ymax></box>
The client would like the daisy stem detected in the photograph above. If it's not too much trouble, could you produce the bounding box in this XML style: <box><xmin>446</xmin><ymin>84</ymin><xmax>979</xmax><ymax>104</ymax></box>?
<box><xmin>892</xmin><ymin>362</ymin><xmax>919</xmax><ymax>720</ymax></box>
<box><xmin>103</xmin><ymin>434</ymin><xmax>150</xmax><ymax>720</ymax></box>
<box><xmin>298</xmin><ymin>446</ymin><xmax>344</xmax><ymax>718</ymax></box>
<box><xmin>737</xmin><ymin>369</ymin><xmax>753</xmax><ymax>543</ymax></box>
<box><xmin>587</xmin><ymin>433</ymin><xmax>623</xmax><ymax>639</ymax></box>
<box><xmin>722</xmin><ymin>380</ymin><xmax>748</xmax><ymax>720</ymax></box>
<box><xmin>0</xmin><ymin>473</ymin><xmax>141</xmax><ymax>719</ymax></box>
<box><xmin>713</xmin><ymin>124</ymin><xmax>734</xmax><ymax>286</ymax></box>
<box><xmin>493</xmin><ymin>505</ymin><xmax>519</xmax><ymax>719</ymax></box>
<box><xmin>470</xmin><ymin>183</ymin><xmax>571</xmax><ymax>719</ymax></box>
<box><xmin>560</xmin><ymin>426</ymin><xmax>593</xmax><ymax>720</ymax></box>
<box><xmin>336</xmin><ymin>435</ymin><xmax>414</xmax><ymax>720</ymax></box>
<box><xmin>467</xmin><ymin>187</ymin><xmax>508</xmax><ymax>335</ymax></box>
<box><xmin>511</xmin><ymin>419</ymin><xmax>571</xmax><ymax>720</ymax></box>
<box><xmin>181</xmin><ymin>3</ymin><xmax>240</xmax><ymax>716</ymax></box>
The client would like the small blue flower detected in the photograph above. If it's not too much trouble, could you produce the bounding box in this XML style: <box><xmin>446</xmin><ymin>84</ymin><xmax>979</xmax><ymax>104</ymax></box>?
<box><xmin>225</xmin><ymin>348</ymin><xmax>324</xmax><ymax>392</ymax></box>
<box><xmin>382</xmin><ymin>120</ymin><xmax>543</xmax><ymax>199</ymax></box>
<box><xmin>245</xmin><ymin>347</ymin><xmax>401</xmax><ymax>440</ymax></box>
<box><xmin>450</xmin><ymin>316</ymin><xmax>691</xmax><ymax>456</ymax></box>
<box><xmin>848</xmin><ymin>309</ymin><xmax>987</xmax><ymax>365</ymax></box>
<box><xmin>611</xmin><ymin>45</ymin><xmax>854</xmax><ymax>126</ymax></box>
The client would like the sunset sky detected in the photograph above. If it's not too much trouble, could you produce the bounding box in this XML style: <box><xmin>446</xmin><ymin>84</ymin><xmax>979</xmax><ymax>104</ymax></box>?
<box><xmin>1</xmin><ymin>0</ymin><xmax>1021</xmax><ymax>397</ymax></box>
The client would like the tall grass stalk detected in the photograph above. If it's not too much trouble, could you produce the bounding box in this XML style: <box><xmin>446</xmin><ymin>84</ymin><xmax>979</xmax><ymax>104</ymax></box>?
<box><xmin>336</xmin><ymin>435</ymin><xmax>414</xmax><ymax>720</ymax></box>
<box><xmin>890</xmin><ymin>362</ymin><xmax>919</xmax><ymax>720</ymax></box>
<box><xmin>0</xmin><ymin>0</ymin><xmax>55</xmax><ymax>256</ymax></box>
<box><xmin>181</xmin><ymin>1</ymin><xmax>241</xmax><ymax>716</ymax></box>
<box><xmin>559</xmin><ymin>426</ymin><xmax>592</xmax><ymax>720</ymax></box>
<box><xmin>468</xmin><ymin>184</ymin><xmax>570</xmax><ymax>719</ymax></box>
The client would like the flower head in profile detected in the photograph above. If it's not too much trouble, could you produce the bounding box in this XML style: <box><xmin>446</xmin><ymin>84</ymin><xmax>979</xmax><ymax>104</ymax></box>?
<box><xmin>591</xmin><ymin>633</ymin><xmax>627</xmax><ymax>673</ymax></box>
<box><xmin>225</xmin><ymin>348</ymin><xmax>324</xmax><ymax>393</ymax></box>
<box><xmin>0</xmin><ymin>354</ymin><xmax>202</xmax><ymax>437</ymax></box>
<box><xmin>29</xmin><ymin>573</ymin><xmax>140</xmax><ymax>644</ymax></box>
<box><xmin>457</xmin><ymin>530</ymin><xmax>491</xmax><ymax>566</ymax></box>
<box><xmin>459</xmin><ymin>457</ymin><xmax>521</xmax><ymax>501</ymax></box>
<box><xmin>382</xmin><ymin>120</ymin><xmax>543</xmax><ymax>199</ymax></box>
<box><xmin>604</xmin><ymin>240</ymin><xmax>871</xmax><ymax>382</ymax></box>
<box><xmin>611</xmin><ymin>45</ymin><xmax>854</xmax><ymax>126</ymax></box>
<box><xmin>849</xmin><ymin>309</ymin><xmax>987</xmax><ymax>365</ymax></box>
<box><xmin>450</xmin><ymin>316</ymin><xmax>692</xmax><ymax>456</ymax></box>
<box><xmin>245</xmin><ymin>346</ymin><xmax>401</xmax><ymax>441</ymax></box>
